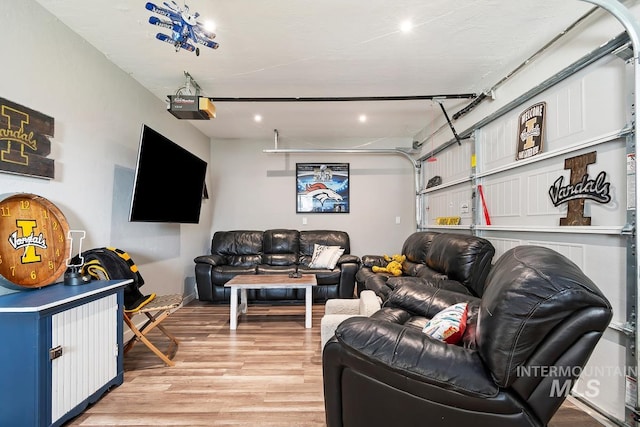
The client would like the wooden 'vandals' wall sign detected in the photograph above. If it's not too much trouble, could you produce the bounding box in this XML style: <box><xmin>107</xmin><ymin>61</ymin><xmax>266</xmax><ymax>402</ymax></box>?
<box><xmin>0</xmin><ymin>97</ymin><xmax>55</xmax><ymax>179</ymax></box>
<box><xmin>548</xmin><ymin>151</ymin><xmax>611</xmax><ymax>226</ymax></box>
<box><xmin>516</xmin><ymin>102</ymin><xmax>545</xmax><ymax>161</ymax></box>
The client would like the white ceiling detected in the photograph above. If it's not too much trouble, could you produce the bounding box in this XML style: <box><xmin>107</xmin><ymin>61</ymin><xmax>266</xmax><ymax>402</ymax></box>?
<box><xmin>34</xmin><ymin>0</ymin><xmax>598</xmax><ymax>142</ymax></box>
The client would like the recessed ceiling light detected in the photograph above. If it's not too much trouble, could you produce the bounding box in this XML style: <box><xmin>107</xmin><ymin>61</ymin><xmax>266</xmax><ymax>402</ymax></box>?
<box><xmin>254</xmin><ymin>114</ymin><xmax>262</xmax><ymax>122</ymax></box>
<box><xmin>358</xmin><ymin>114</ymin><xmax>367</xmax><ymax>123</ymax></box>
<box><xmin>400</xmin><ymin>20</ymin><xmax>413</xmax><ymax>33</ymax></box>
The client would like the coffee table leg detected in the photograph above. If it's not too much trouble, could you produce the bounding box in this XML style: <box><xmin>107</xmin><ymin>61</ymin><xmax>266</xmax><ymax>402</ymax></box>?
<box><xmin>305</xmin><ymin>285</ymin><xmax>312</xmax><ymax>328</ymax></box>
<box><xmin>230</xmin><ymin>286</ymin><xmax>238</xmax><ymax>330</ymax></box>
<box><xmin>240</xmin><ymin>288</ymin><xmax>248</xmax><ymax>314</ymax></box>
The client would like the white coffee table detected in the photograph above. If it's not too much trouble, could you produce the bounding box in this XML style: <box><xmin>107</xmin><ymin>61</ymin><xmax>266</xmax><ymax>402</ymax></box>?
<box><xmin>224</xmin><ymin>274</ymin><xmax>317</xmax><ymax>330</ymax></box>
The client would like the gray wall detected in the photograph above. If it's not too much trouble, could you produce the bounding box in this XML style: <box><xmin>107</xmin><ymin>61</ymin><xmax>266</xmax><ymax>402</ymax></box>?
<box><xmin>207</xmin><ymin>137</ymin><xmax>416</xmax><ymax>258</ymax></box>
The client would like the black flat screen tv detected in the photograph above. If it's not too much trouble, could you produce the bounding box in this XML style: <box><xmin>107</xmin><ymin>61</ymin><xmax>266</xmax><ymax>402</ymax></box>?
<box><xmin>129</xmin><ymin>124</ymin><xmax>207</xmax><ymax>224</ymax></box>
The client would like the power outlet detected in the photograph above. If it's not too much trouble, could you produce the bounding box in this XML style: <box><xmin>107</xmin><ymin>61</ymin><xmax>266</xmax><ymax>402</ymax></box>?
<box><xmin>302</xmin><ymin>217</ymin><xmax>308</xmax><ymax>225</ymax></box>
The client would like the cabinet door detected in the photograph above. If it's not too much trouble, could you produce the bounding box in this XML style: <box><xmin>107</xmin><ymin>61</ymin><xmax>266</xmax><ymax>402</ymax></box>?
<box><xmin>50</xmin><ymin>294</ymin><xmax>118</xmax><ymax>424</ymax></box>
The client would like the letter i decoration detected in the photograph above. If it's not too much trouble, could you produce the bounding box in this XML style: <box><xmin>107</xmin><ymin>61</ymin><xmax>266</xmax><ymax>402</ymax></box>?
<box><xmin>64</xmin><ymin>229</ymin><xmax>91</xmax><ymax>286</ymax></box>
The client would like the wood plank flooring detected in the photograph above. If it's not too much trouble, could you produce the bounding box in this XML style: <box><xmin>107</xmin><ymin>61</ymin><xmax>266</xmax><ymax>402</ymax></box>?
<box><xmin>66</xmin><ymin>300</ymin><xmax>608</xmax><ymax>426</ymax></box>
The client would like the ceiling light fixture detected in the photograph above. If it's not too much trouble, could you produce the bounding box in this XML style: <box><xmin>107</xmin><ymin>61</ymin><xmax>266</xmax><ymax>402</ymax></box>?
<box><xmin>400</xmin><ymin>20</ymin><xmax>413</xmax><ymax>33</ymax></box>
<box><xmin>146</xmin><ymin>1</ymin><xmax>219</xmax><ymax>56</ymax></box>
<box><xmin>254</xmin><ymin>114</ymin><xmax>263</xmax><ymax>122</ymax></box>
<box><xmin>358</xmin><ymin>114</ymin><xmax>367</xmax><ymax>123</ymax></box>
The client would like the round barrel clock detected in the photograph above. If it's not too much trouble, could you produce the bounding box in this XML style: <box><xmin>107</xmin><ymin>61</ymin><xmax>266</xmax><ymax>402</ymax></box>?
<box><xmin>0</xmin><ymin>193</ymin><xmax>71</xmax><ymax>290</ymax></box>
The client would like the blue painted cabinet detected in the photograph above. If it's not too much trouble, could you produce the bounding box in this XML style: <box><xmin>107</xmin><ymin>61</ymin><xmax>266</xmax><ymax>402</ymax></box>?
<box><xmin>0</xmin><ymin>280</ymin><xmax>130</xmax><ymax>427</ymax></box>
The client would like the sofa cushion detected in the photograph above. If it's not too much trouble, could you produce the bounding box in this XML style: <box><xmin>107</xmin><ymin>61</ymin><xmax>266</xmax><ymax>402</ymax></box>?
<box><xmin>413</xmin><ymin>265</ymin><xmax>448</xmax><ymax>283</ymax></box>
<box><xmin>211</xmin><ymin>230</ymin><xmax>263</xmax><ymax>266</ymax></box>
<box><xmin>298</xmin><ymin>266</ymin><xmax>341</xmax><ymax>283</ymax></box>
<box><xmin>256</xmin><ymin>264</ymin><xmax>297</xmax><ymax>274</ymax></box>
<box><xmin>262</xmin><ymin>229</ymin><xmax>299</xmax><ymax>266</ymax></box>
<box><xmin>210</xmin><ymin>266</ymin><xmax>258</xmax><ymax>284</ymax></box>
<box><xmin>425</xmin><ymin>233</ymin><xmax>495</xmax><ymax>297</ymax></box>
<box><xmin>401</xmin><ymin>231</ymin><xmax>439</xmax><ymax>264</ymax></box>
<box><xmin>300</xmin><ymin>230</ymin><xmax>350</xmax><ymax>265</ymax></box>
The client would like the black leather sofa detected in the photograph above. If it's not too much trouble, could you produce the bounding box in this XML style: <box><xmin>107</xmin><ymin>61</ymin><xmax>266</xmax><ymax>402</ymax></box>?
<box><xmin>323</xmin><ymin>245</ymin><xmax>613</xmax><ymax>427</ymax></box>
<box><xmin>356</xmin><ymin>231</ymin><xmax>495</xmax><ymax>300</ymax></box>
<box><xmin>194</xmin><ymin>229</ymin><xmax>360</xmax><ymax>303</ymax></box>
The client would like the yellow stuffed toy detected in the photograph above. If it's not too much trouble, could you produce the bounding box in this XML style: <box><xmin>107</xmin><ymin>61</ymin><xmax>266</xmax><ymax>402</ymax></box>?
<box><xmin>372</xmin><ymin>254</ymin><xmax>406</xmax><ymax>276</ymax></box>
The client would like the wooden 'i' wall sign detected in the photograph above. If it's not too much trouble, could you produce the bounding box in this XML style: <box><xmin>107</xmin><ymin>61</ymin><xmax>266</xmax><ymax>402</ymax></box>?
<box><xmin>548</xmin><ymin>151</ymin><xmax>612</xmax><ymax>226</ymax></box>
<box><xmin>0</xmin><ymin>97</ymin><xmax>55</xmax><ymax>179</ymax></box>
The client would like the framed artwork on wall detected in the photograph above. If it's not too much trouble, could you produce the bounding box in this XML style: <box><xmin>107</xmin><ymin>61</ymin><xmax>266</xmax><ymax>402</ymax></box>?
<box><xmin>516</xmin><ymin>101</ymin><xmax>545</xmax><ymax>161</ymax></box>
<box><xmin>296</xmin><ymin>163</ymin><xmax>349</xmax><ymax>213</ymax></box>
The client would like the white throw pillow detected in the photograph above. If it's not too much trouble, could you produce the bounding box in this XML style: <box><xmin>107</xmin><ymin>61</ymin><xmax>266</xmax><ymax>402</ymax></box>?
<box><xmin>309</xmin><ymin>244</ymin><xmax>345</xmax><ymax>269</ymax></box>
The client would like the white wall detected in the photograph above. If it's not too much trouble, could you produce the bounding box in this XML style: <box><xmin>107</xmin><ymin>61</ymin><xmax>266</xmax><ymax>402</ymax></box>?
<box><xmin>0</xmin><ymin>1</ymin><xmax>213</xmax><ymax>298</ymax></box>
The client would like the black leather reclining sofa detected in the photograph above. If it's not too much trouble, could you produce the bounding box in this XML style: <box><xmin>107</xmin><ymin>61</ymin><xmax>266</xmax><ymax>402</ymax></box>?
<box><xmin>356</xmin><ymin>231</ymin><xmax>496</xmax><ymax>301</ymax></box>
<box><xmin>194</xmin><ymin>229</ymin><xmax>360</xmax><ymax>303</ymax></box>
<box><xmin>323</xmin><ymin>245</ymin><xmax>613</xmax><ymax>426</ymax></box>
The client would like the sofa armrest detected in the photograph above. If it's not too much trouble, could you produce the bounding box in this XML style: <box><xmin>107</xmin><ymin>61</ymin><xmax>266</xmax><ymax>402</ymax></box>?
<box><xmin>329</xmin><ymin>316</ymin><xmax>498</xmax><ymax>398</ymax></box>
<box><xmin>321</xmin><ymin>313</ymin><xmax>365</xmax><ymax>351</ymax></box>
<box><xmin>325</xmin><ymin>290</ymin><xmax>382</xmax><ymax>316</ymax></box>
<box><xmin>359</xmin><ymin>290</ymin><xmax>382</xmax><ymax>316</ymax></box>
<box><xmin>337</xmin><ymin>259</ymin><xmax>360</xmax><ymax>298</ymax></box>
<box><xmin>386</xmin><ymin>280</ymin><xmax>480</xmax><ymax>318</ymax></box>
<box><xmin>364</xmin><ymin>273</ymin><xmax>395</xmax><ymax>301</ymax></box>
<box><xmin>361</xmin><ymin>255</ymin><xmax>387</xmax><ymax>268</ymax></box>
<box><xmin>194</xmin><ymin>254</ymin><xmax>227</xmax><ymax>266</ymax></box>
<box><xmin>325</xmin><ymin>298</ymin><xmax>360</xmax><ymax>315</ymax></box>
<box><xmin>336</xmin><ymin>253</ymin><xmax>360</xmax><ymax>265</ymax></box>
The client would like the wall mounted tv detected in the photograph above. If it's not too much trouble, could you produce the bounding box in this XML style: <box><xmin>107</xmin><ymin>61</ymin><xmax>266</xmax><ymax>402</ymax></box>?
<box><xmin>129</xmin><ymin>124</ymin><xmax>207</xmax><ymax>224</ymax></box>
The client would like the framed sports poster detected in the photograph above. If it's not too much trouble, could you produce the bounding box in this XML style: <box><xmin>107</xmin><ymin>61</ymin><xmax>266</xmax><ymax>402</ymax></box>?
<box><xmin>296</xmin><ymin>163</ymin><xmax>349</xmax><ymax>213</ymax></box>
<box><xmin>516</xmin><ymin>101</ymin><xmax>545</xmax><ymax>161</ymax></box>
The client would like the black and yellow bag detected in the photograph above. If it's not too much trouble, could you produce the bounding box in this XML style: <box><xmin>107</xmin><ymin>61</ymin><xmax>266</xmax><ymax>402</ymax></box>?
<box><xmin>71</xmin><ymin>247</ymin><xmax>155</xmax><ymax>311</ymax></box>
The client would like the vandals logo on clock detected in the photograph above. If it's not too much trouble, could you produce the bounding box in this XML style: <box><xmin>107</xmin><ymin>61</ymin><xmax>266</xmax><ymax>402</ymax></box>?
<box><xmin>7</xmin><ymin>220</ymin><xmax>47</xmax><ymax>264</ymax></box>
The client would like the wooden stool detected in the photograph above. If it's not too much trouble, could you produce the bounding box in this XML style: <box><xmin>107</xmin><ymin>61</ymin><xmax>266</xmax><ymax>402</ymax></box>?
<box><xmin>123</xmin><ymin>294</ymin><xmax>183</xmax><ymax>367</ymax></box>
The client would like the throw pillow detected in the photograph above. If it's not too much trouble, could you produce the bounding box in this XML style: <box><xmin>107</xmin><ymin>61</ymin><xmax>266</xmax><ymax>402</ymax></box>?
<box><xmin>422</xmin><ymin>302</ymin><xmax>468</xmax><ymax>344</ymax></box>
<box><xmin>309</xmin><ymin>244</ymin><xmax>345</xmax><ymax>269</ymax></box>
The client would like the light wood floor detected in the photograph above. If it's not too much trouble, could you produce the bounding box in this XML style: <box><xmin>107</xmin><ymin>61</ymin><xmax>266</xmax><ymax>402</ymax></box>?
<box><xmin>66</xmin><ymin>300</ymin><xmax>607</xmax><ymax>426</ymax></box>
